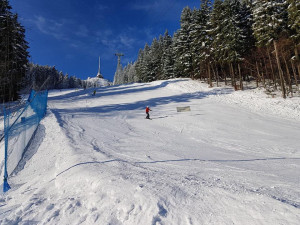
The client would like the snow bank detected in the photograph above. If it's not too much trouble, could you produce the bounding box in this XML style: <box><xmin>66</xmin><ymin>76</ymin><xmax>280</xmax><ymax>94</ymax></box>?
<box><xmin>165</xmin><ymin>78</ymin><xmax>300</xmax><ymax>122</ymax></box>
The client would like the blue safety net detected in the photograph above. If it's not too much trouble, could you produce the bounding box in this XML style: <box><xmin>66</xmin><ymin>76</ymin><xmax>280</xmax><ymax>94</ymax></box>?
<box><xmin>0</xmin><ymin>89</ymin><xmax>48</xmax><ymax>192</ymax></box>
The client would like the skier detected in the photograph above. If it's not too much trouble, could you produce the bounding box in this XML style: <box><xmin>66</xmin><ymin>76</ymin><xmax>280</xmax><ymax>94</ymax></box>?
<box><xmin>145</xmin><ymin>106</ymin><xmax>151</xmax><ymax>119</ymax></box>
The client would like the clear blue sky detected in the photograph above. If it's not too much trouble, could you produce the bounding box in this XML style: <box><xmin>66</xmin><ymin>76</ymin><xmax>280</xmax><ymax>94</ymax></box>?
<box><xmin>10</xmin><ymin>0</ymin><xmax>200</xmax><ymax>82</ymax></box>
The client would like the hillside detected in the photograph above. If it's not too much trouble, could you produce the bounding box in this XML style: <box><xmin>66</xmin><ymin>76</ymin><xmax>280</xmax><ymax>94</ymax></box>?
<box><xmin>0</xmin><ymin>79</ymin><xmax>300</xmax><ymax>225</ymax></box>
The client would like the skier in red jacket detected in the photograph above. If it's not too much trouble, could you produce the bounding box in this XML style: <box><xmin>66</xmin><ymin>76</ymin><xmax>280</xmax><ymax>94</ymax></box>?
<box><xmin>145</xmin><ymin>106</ymin><xmax>151</xmax><ymax>119</ymax></box>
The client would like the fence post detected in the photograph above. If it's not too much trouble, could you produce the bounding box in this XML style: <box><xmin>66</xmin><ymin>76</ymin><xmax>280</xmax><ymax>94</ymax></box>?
<box><xmin>3</xmin><ymin>107</ymin><xmax>11</xmax><ymax>192</ymax></box>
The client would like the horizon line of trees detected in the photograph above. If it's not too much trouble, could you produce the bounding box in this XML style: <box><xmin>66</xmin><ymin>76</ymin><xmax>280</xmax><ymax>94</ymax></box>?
<box><xmin>114</xmin><ymin>0</ymin><xmax>300</xmax><ymax>99</ymax></box>
<box><xmin>24</xmin><ymin>63</ymin><xmax>83</xmax><ymax>91</ymax></box>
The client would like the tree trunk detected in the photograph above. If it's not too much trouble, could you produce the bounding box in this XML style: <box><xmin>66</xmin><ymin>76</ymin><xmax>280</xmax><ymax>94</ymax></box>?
<box><xmin>211</xmin><ymin>63</ymin><xmax>216</xmax><ymax>85</ymax></box>
<box><xmin>221</xmin><ymin>66</ymin><xmax>227</xmax><ymax>85</ymax></box>
<box><xmin>259</xmin><ymin>62</ymin><xmax>266</xmax><ymax>88</ymax></box>
<box><xmin>285</xmin><ymin>60</ymin><xmax>293</xmax><ymax>97</ymax></box>
<box><xmin>262</xmin><ymin>55</ymin><xmax>269</xmax><ymax>86</ymax></box>
<box><xmin>255</xmin><ymin>61</ymin><xmax>260</xmax><ymax>88</ymax></box>
<box><xmin>267</xmin><ymin>46</ymin><xmax>277</xmax><ymax>90</ymax></box>
<box><xmin>238</xmin><ymin>63</ymin><xmax>243</xmax><ymax>90</ymax></box>
<box><xmin>208</xmin><ymin>63</ymin><xmax>212</xmax><ymax>87</ymax></box>
<box><xmin>273</xmin><ymin>40</ymin><xmax>286</xmax><ymax>99</ymax></box>
<box><xmin>215</xmin><ymin>63</ymin><xmax>219</xmax><ymax>87</ymax></box>
<box><xmin>230</xmin><ymin>63</ymin><xmax>235</xmax><ymax>88</ymax></box>
<box><xmin>291</xmin><ymin>60</ymin><xmax>299</xmax><ymax>93</ymax></box>
<box><xmin>295</xmin><ymin>46</ymin><xmax>300</xmax><ymax>81</ymax></box>
<box><xmin>283</xmin><ymin>55</ymin><xmax>293</xmax><ymax>97</ymax></box>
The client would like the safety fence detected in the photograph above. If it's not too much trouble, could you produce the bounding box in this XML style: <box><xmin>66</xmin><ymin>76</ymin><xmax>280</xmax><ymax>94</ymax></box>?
<box><xmin>0</xmin><ymin>89</ymin><xmax>48</xmax><ymax>192</ymax></box>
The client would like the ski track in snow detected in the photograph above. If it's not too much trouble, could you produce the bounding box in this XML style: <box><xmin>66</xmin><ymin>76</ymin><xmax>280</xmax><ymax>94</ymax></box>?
<box><xmin>0</xmin><ymin>78</ymin><xmax>300</xmax><ymax>224</ymax></box>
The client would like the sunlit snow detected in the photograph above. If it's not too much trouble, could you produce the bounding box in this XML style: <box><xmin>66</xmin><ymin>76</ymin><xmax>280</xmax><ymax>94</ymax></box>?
<box><xmin>0</xmin><ymin>79</ymin><xmax>299</xmax><ymax>224</ymax></box>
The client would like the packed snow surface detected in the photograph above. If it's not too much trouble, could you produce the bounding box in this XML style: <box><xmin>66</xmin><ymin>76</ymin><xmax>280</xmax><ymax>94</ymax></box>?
<box><xmin>0</xmin><ymin>78</ymin><xmax>300</xmax><ymax>224</ymax></box>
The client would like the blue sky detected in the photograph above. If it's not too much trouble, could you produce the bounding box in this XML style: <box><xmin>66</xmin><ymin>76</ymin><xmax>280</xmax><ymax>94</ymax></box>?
<box><xmin>10</xmin><ymin>0</ymin><xmax>200</xmax><ymax>81</ymax></box>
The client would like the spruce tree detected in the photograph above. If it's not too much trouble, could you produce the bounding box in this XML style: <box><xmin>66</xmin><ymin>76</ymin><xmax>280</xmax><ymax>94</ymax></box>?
<box><xmin>0</xmin><ymin>0</ymin><xmax>29</xmax><ymax>102</ymax></box>
<box><xmin>190</xmin><ymin>1</ymin><xmax>212</xmax><ymax>83</ymax></box>
<box><xmin>221</xmin><ymin>0</ymin><xmax>245</xmax><ymax>63</ymax></box>
<box><xmin>135</xmin><ymin>48</ymin><xmax>144</xmax><ymax>82</ymax></box>
<box><xmin>252</xmin><ymin>0</ymin><xmax>288</xmax><ymax>47</ymax></box>
<box><xmin>210</xmin><ymin>0</ymin><xmax>226</xmax><ymax>68</ymax></box>
<box><xmin>172</xmin><ymin>32</ymin><xmax>181</xmax><ymax>77</ymax></box>
<box><xmin>287</xmin><ymin>0</ymin><xmax>300</xmax><ymax>43</ymax></box>
<box><xmin>213</xmin><ymin>0</ymin><xmax>253</xmax><ymax>89</ymax></box>
<box><xmin>287</xmin><ymin>0</ymin><xmax>300</xmax><ymax>79</ymax></box>
<box><xmin>141</xmin><ymin>43</ymin><xmax>151</xmax><ymax>82</ymax></box>
<box><xmin>148</xmin><ymin>38</ymin><xmax>162</xmax><ymax>81</ymax></box>
<box><xmin>161</xmin><ymin>30</ymin><xmax>174</xmax><ymax>80</ymax></box>
<box><xmin>252</xmin><ymin>0</ymin><xmax>289</xmax><ymax>98</ymax></box>
<box><xmin>173</xmin><ymin>6</ymin><xmax>193</xmax><ymax>78</ymax></box>
<box><xmin>190</xmin><ymin>8</ymin><xmax>203</xmax><ymax>79</ymax></box>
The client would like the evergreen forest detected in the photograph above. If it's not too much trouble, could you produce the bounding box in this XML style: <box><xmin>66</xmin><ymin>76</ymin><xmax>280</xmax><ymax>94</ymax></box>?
<box><xmin>114</xmin><ymin>0</ymin><xmax>300</xmax><ymax>99</ymax></box>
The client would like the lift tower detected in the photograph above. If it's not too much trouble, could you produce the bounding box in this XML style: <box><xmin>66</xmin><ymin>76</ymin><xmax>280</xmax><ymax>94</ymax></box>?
<box><xmin>114</xmin><ymin>53</ymin><xmax>124</xmax><ymax>71</ymax></box>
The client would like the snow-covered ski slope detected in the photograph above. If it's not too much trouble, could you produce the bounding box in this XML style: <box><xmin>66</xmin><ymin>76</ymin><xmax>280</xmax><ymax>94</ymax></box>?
<box><xmin>1</xmin><ymin>78</ymin><xmax>300</xmax><ymax>225</ymax></box>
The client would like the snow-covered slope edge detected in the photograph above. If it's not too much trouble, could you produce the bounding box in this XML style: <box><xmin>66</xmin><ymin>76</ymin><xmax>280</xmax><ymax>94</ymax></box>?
<box><xmin>166</xmin><ymin>78</ymin><xmax>300</xmax><ymax>122</ymax></box>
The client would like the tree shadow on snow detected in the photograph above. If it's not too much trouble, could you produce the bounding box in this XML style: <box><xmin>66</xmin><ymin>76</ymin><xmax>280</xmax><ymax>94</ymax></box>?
<box><xmin>49</xmin><ymin>86</ymin><xmax>233</xmax><ymax>118</ymax></box>
<box><xmin>48</xmin><ymin>79</ymin><xmax>185</xmax><ymax>102</ymax></box>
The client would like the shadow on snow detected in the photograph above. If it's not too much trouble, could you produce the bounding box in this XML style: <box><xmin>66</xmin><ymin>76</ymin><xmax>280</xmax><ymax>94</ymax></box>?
<box><xmin>48</xmin><ymin>79</ymin><xmax>184</xmax><ymax>102</ymax></box>
<box><xmin>49</xmin><ymin>84</ymin><xmax>233</xmax><ymax>117</ymax></box>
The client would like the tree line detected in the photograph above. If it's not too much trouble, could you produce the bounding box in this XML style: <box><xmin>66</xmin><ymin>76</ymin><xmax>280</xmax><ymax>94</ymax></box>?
<box><xmin>0</xmin><ymin>0</ymin><xmax>83</xmax><ymax>103</ymax></box>
<box><xmin>25</xmin><ymin>63</ymin><xmax>83</xmax><ymax>91</ymax></box>
<box><xmin>114</xmin><ymin>0</ymin><xmax>300</xmax><ymax>99</ymax></box>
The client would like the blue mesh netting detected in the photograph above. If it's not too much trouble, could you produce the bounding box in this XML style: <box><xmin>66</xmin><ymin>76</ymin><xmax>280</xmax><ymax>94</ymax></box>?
<box><xmin>1</xmin><ymin>90</ymin><xmax>48</xmax><ymax>192</ymax></box>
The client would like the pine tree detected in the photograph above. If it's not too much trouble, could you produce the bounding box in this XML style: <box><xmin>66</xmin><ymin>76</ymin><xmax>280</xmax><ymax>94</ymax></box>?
<box><xmin>63</xmin><ymin>74</ymin><xmax>69</xmax><ymax>89</ymax></box>
<box><xmin>252</xmin><ymin>0</ymin><xmax>288</xmax><ymax>47</ymax></box>
<box><xmin>208</xmin><ymin>0</ymin><xmax>226</xmax><ymax>85</ymax></box>
<box><xmin>0</xmin><ymin>0</ymin><xmax>29</xmax><ymax>101</ymax></box>
<box><xmin>190</xmin><ymin>8</ymin><xmax>203</xmax><ymax>79</ymax></box>
<box><xmin>172</xmin><ymin>32</ymin><xmax>181</xmax><ymax>77</ymax></box>
<box><xmin>210</xmin><ymin>0</ymin><xmax>226</xmax><ymax>66</ymax></box>
<box><xmin>173</xmin><ymin>6</ymin><xmax>193</xmax><ymax>78</ymax></box>
<box><xmin>287</xmin><ymin>0</ymin><xmax>300</xmax><ymax>81</ymax></box>
<box><xmin>209</xmin><ymin>0</ymin><xmax>222</xmax><ymax>53</ymax></box>
<box><xmin>58</xmin><ymin>71</ymin><xmax>64</xmax><ymax>88</ymax></box>
<box><xmin>161</xmin><ymin>30</ymin><xmax>174</xmax><ymax>80</ymax></box>
<box><xmin>222</xmin><ymin>0</ymin><xmax>254</xmax><ymax>88</ymax></box>
<box><xmin>252</xmin><ymin>0</ymin><xmax>289</xmax><ymax>98</ymax></box>
<box><xmin>190</xmin><ymin>1</ymin><xmax>212</xmax><ymax>83</ymax></box>
<box><xmin>221</xmin><ymin>0</ymin><xmax>245</xmax><ymax>63</ymax></box>
<box><xmin>287</xmin><ymin>0</ymin><xmax>300</xmax><ymax>43</ymax></box>
<box><xmin>148</xmin><ymin>37</ymin><xmax>162</xmax><ymax>81</ymax></box>
<box><xmin>126</xmin><ymin>62</ymin><xmax>137</xmax><ymax>83</ymax></box>
<box><xmin>141</xmin><ymin>43</ymin><xmax>151</xmax><ymax>82</ymax></box>
<box><xmin>69</xmin><ymin>76</ymin><xmax>75</xmax><ymax>88</ymax></box>
<box><xmin>135</xmin><ymin>48</ymin><xmax>144</xmax><ymax>82</ymax></box>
